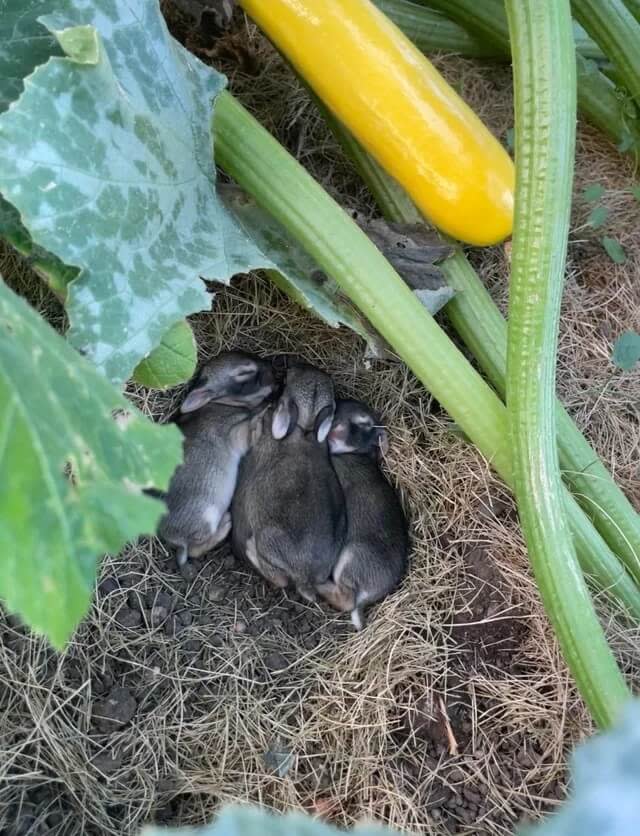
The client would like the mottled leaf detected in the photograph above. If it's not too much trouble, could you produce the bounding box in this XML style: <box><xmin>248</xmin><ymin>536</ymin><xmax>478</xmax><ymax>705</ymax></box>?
<box><xmin>612</xmin><ymin>331</ymin><xmax>640</xmax><ymax>371</ymax></box>
<box><xmin>587</xmin><ymin>205</ymin><xmax>609</xmax><ymax>228</ymax></box>
<box><xmin>0</xmin><ymin>0</ymin><xmax>269</xmax><ymax>384</ymax></box>
<box><xmin>219</xmin><ymin>185</ymin><xmax>386</xmax><ymax>351</ymax></box>
<box><xmin>522</xmin><ymin>701</ymin><xmax>640</xmax><ymax>835</ymax></box>
<box><xmin>142</xmin><ymin>805</ymin><xmax>401</xmax><ymax>836</ymax></box>
<box><xmin>133</xmin><ymin>320</ymin><xmax>197</xmax><ymax>389</ymax></box>
<box><xmin>0</xmin><ymin>0</ymin><xmax>61</xmax><ymax>113</ymax></box>
<box><xmin>221</xmin><ymin>187</ymin><xmax>454</xmax><ymax>350</ymax></box>
<box><xmin>0</xmin><ymin>197</ymin><xmax>78</xmax><ymax>297</ymax></box>
<box><xmin>0</xmin><ymin>1</ymin><xmax>77</xmax><ymax>294</ymax></box>
<box><xmin>601</xmin><ymin>237</ymin><xmax>626</xmax><ymax>264</ymax></box>
<box><xmin>582</xmin><ymin>183</ymin><xmax>605</xmax><ymax>202</ymax></box>
<box><xmin>0</xmin><ymin>277</ymin><xmax>182</xmax><ymax>647</ymax></box>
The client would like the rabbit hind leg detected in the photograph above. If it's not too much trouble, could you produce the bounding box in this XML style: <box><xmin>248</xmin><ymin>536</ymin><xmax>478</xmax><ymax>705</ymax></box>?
<box><xmin>246</xmin><ymin>536</ymin><xmax>289</xmax><ymax>589</ymax></box>
<box><xmin>189</xmin><ymin>511</ymin><xmax>232</xmax><ymax>558</ymax></box>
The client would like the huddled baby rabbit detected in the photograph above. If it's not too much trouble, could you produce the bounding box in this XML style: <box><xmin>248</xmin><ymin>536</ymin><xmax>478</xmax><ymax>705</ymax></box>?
<box><xmin>159</xmin><ymin>351</ymin><xmax>277</xmax><ymax>567</ymax></box>
<box><xmin>231</xmin><ymin>362</ymin><xmax>347</xmax><ymax>602</ymax></box>
<box><xmin>319</xmin><ymin>399</ymin><xmax>409</xmax><ymax>630</ymax></box>
<box><xmin>157</xmin><ymin>351</ymin><xmax>408</xmax><ymax>629</ymax></box>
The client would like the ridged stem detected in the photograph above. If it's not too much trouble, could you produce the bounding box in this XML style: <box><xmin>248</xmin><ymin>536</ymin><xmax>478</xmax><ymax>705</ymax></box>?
<box><xmin>572</xmin><ymin>0</ymin><xmax>640</xmax><ymax>103</ymax></box>
<box><xmin>212</xmin><ymin>91</ymin><xmax>640</xmax><ymax>621</ymax></box>
<box><xmin>372</xmin><ymin>0</ymin><xmax>497</xmax><ymax>57</ymax></box>
<box><xmin>506</xmin><ymin>0</ymin><xmax>629</xmax><ymax>726</ymax></box>
<box><xmin>320</xmin><ymin>109</ymin><xmax>640</xmax><ymax>619</ymax></box>
<box><xmin>417</xmin><ymin>0</ymin><xmax>638</xmax><ymax>151</ymax></box>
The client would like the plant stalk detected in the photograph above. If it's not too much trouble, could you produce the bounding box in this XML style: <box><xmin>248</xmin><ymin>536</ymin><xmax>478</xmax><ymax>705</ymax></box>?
<box><xmin>372</xmin><ymin>0</ymin><xmax>497</xmax><ymax>57</ymax></box>
<box><xmin>505</xmin><ymin>0</ymin><xmax>629</xmax><ymax>725</ymax></box>
<box><xmin>212</xmin><ymin>91</ymin><xmax>640</xmax><ymax>621</ymax></box>
<box><xmin>571</xmin><ymin>0</ymin><xmax>640</xmax><ymax>104</ymax></box>
<box><xmin>417</xmin><ymin>0</ymin><xmax>638</xmax><ymax>152</ymax></box>
<box><xmin>321</xmin><ymin>108</ymin><xmax>640</xmax><ymax>590</ymax></box>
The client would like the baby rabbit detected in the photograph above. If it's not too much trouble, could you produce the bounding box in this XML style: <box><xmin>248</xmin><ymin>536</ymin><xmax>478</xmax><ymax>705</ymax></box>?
<box><xmin>231</xmin><ymin>362</ymin><xmax>346</xmax><ymax>601</ymax></box>
<box><xmin>319</xmin><ymin>399</ymin><xmax>408</xmax><ymax>630</ymax></box>
<box><xmin>159</xmin><ymin>351</ymin><xmax>277</xmax><ymax>567</ymax></box>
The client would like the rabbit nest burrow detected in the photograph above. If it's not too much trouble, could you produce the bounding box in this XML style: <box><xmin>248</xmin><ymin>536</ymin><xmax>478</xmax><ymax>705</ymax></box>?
<box><xmin>1</xmin><ymin>13</ymin><xmax>640</xmax><ymax>836</ymax></box>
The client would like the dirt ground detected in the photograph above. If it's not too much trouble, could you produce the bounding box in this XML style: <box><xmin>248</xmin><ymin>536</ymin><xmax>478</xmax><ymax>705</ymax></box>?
<box><xmin>1</xmin><ymin>5</ymin><xmax>640</xmax><ymax>836</ymax></box>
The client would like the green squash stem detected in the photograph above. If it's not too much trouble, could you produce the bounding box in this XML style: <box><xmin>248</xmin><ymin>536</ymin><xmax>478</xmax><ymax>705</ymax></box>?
<box><xmin>505</xmin><ymin>0</ymin><xmax>629</xmax><ymax>725</ymax></box>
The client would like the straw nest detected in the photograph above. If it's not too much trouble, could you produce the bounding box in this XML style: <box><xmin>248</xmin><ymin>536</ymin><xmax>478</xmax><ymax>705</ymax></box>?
<box><xmin>1</xmin><ymin>7</ymin><xmax>639</xmax><ymax>835</ymax></box>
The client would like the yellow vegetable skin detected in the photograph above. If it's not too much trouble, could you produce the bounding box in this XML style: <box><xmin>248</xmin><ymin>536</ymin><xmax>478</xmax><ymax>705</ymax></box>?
<box><xmin>238</xmin><ymin>0</ymin><xmax>514</xmax><ymax>245</ymax></box>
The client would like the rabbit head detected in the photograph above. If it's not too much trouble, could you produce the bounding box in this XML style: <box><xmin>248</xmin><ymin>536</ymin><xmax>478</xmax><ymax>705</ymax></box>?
<box><xmin>271</xmin><ymin>362</ymin><xmax>335</xmax><ymax>442</ymax></box>
<box><xmin>328</xmin><ymin>399</ymin><xmax>389</xmax><ymax>459</ymax></box>
<box><xmin>181</xmin><ymin>351</ymin><xmax>277</xmax><ymax>413</ymax></box>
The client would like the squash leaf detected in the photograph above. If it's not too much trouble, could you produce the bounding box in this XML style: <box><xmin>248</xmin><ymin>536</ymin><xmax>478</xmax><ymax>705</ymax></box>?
<box><xmin>0</xmin><ymin>1</ymin><xmax>77</xmax><ymax>295</ymax></box>
<box><xmin>0</xmin><ymin>0</ymin><xmax>61</xmax><ymax>113</ymax></box>
<box><xmin>133</xmin><ymin>319</ymin><xmax>197</xmax><ymax>389</ymax></box>
<box><xmin>142</xmin><ymin>806</ymin><xmax>399</xmax><ymax>836</ymax></box>
<box><xmin>0</xmin><ymin>277</ymin><xmax>182</xmax><ymax>647</ymax></box>
<box><xmin>221</xmin><ymin>186</ymin><xmax>454</xmax><ymax>355</ymax></box>
<box><xmin>612</xmin><ymin>331</ymin><xmax>640</xmax><ymax>371</ymax></box>
<box><xmin>0</xmin><ymin>0</ymin><xmax>269</xmax><ymax>384</ymax></box>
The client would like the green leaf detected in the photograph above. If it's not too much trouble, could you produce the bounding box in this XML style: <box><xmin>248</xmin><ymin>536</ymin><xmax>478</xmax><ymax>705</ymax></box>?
<box><xmin>0</xmin><ymin>277</ymin><xmax>182</xmax><ymax>647</ymax></box>
<box><xmin>587</xmin><ymin>205</ymin><xmax>609</xmax><ymax>228</ymax></box>
<box><xmin>0</xmin><ymin>0</ymin><xmax>270</xmax><ymax>384</ymax></box>
<box><xmin>611</xmin><ymin>331</ymin><xmax>640</xmax><ymax>371</ymax></box>
<box><xmin>0</xmin><ymin>197</ymin><xmax>78</xmax><ymax>297</ymax></box>
<box><xmin>521</xmin><ymin>701</ymin><xmax>640</xmax><ymax>835</ymax></box>
<box><xmin>0</xmin><ymin>2</ymin><xmax>77</xmax><ymax>295</ymax></box>
<box><xmin>582</xmin><ymin>183</ymin><xmax>605</xmax><ymax>202</ymax></box>
<box><xmin>221</xmin><ymin>186</ymin><xmax>453</xmax><ymax>350</ymax></box>
<box><xmin>601</xmin><ymin>236</ymin><xmax>627</xmax><ymax>264</ymax></box>
<box><xmin>631</xmin><ymin>185</ymin><xmax>640</xmax><ymax>202</ymax></box>
<box><xmin>141</xmin><ymin>806</ymin><xmax>400</xmax><ymax>836</ymax></box>
<box><xmin>0</xmin><ymin>0</ymin><xmax>61</xmax><ymax>113</ymax></box>
<box><xmin>133</xmin><ymin>320</ymin><xmax>197</xmax><ymax>389</ymax></box>
<box><xmin>219</xmin><ymin>185</ymin><xmax>385</xmax><ymax>351</ymax></box>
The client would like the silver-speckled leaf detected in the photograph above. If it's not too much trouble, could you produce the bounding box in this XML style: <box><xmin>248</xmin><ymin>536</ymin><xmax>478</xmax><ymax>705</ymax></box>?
<box><xmin>141</xmin><ymin>805</ymin><xmax>401</xmax><ymax>835</ymax></box>
<box><xmin>0</xmin><ymin>1</ymin><xmax>74</xmax><ymax>292</ymax></box>
<box><xmin>0</xmin><ymin>0</ymin><xmax>268</xmax><ymax>383</ymax></box>
<box><xmin>0</xmin><ymin>0</ymin><xmax>61</xmax><ymax>113</ymax></box>
<box><xmin>0</xmin><ymin>277</ymin><xmax>182</xmax><ymax>647</ymax></box>
<box><xmin>219</xmin><ymin>185</ymin><xmax>389</xmax><ymax>353</ymax></box>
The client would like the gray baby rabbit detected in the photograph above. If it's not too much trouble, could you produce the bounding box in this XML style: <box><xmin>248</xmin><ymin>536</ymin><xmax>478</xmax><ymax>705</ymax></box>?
<box><xmin>319</xmin><ymin>399</ymin><xmax>408</xmax><ymax>630</ymax></box>
<box><xmin>159</xmin><ymin>351</ymin><xmax>277</xmax><ymax>567</ymax></box>
<box><xmin>231</xmin><ymin>362</ymin><xmax>346</xmax><ymax>601</ymax></box>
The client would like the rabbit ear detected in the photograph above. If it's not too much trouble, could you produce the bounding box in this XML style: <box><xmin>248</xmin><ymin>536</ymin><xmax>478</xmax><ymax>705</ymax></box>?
<box><xmin>272</xmin><ymin>398</ymin><xmax>297</xmax><ymax>439</ymax></box>
<box><xmin>376</xmin><ymin>428</ymin><xmax>390</xmax><ymax>458</ymax></box>
<box><xmin>314</xmin><ymin>404</ymin><xmax>335</xmax><ymax>443</ymax></box>
<box><xmin>180</xmin><ymin>386</ymin><xmax>213</xmax><ymax>413</ymax></box>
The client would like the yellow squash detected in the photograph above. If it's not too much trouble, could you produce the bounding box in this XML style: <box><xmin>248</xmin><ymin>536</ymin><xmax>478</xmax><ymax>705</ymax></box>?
<box><xmin>238</xmin><ymin>0</ymin><xmax>514</xmax><ymax>245</ymax></box>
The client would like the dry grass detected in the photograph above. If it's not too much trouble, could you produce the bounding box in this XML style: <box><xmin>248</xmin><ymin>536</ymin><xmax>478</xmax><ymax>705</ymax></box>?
<box><xmin>1</xmin><ymin>13</ymin><xmax>640</xmax><ymax>836</ymax></box>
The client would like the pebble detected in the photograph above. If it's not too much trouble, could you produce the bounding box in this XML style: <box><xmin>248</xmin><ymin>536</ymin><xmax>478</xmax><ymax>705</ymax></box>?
<box><xmin>98</xmin><ymin>577</ymin><xmax>118</xmax><ymax>596</ymax></box>
<box><xmin>177</xmin><ymin>610</ymin><xmax>193</xmax><ymax>627</ymax></box>
<box><xmin>264</xmin><ymin>652</ymin><xmax>288</xmax><ymax>672</ymax></box>
<box><xmin>146</xmin><ymin>590</ymin><xmax>173</xmax><ymax>610</ymax></box>
<box><xmin>208</xmin><ymin>585</ymin><xmax>226</xmax><ymax>603</ymax></box>
<box><xmin>115</xmin><ymin>606</ymin><xmax>142</xmax><ymax>629</ymax></box>
<box><xmin>127</xmin><ymin>590</ymin><xmax>141</xmax><ymax>610</ymax></box>
<box><xmin>151</xmin><ymin>605</ymin><xmax>168</xmax><ymax>626</ymax></box>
